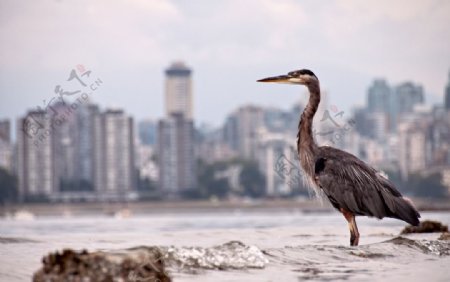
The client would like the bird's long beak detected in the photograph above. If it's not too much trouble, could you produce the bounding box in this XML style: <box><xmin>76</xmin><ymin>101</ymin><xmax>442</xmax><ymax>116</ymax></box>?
<box><xmin>257</xmin><ymin>74</ymin><xmax>293</xmax><ymax>84</ymax></box>
<box><xmin>258</xmin><ymin>74</ymin><xmax>305</xmax><ymax>85</ymax></box>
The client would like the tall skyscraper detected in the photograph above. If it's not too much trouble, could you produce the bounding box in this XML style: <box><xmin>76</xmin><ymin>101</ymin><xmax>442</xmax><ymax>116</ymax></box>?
<box><xmin>158</xmin><ymin>62</ymin><xmax>197</xmax><ymax>195</ymax></box>
<box><xmin>396</xmin><ymin>82</ymin><xmax>424</xmax><ymax>113</ymax></box>
<box><xmin>75</xmin><ymin>104</ymin><xmax>100</xmax><ymax>190</ymax></box>
<box><xmin>445</xmin><ymin>70</ymin><xmax>450</xmax><ymax>111</ymax></box>
<box><xmin>17</xmin><ymin>111</ymin><xmax>54</xmax><ymax>200</ymax></box>
<box><xmin>367</xmin><ymin>79</ymin><xmax>391</xmax><ymax>113</ymax></box>
<box><xmin>165</xmin><ymin>62</ymin><xmax>193</xmax><ymax>120</ymax></box>
<box><xmin>158</xmin><ymin>113</ymin><xmax>196</xmax><ymax>194</ymax></box>
<box><xmin>52</xmin><ymin>103</ymin><xmax>76</xmax><ymax>193</ymax></box>
<box><xmin>95</xmin><ymin>109</ymin><xmax>135</xmax><ymax>199</ymax></box>
<box><xmin>388</xmin><ymin>82</ymin><xmax>424</xmax><ymax>132</ymax></box>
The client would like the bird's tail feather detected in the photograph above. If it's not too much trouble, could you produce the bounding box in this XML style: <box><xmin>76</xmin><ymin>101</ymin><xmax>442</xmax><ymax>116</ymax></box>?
<box><xmin>387</xmin><ymin>196</ymin><xmax>421</xmax><ymax>226</ymax></box>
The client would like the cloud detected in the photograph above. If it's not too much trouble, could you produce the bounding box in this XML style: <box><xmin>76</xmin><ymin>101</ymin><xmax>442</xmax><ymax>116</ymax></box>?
<box><xmin>0</xmin><ymin>0</ymin><xmax>181</xmax><ymax>70</ymax></box>
<box><xmin>0</xmin><ymin>0</ymin><xmax>449</xmax><ymax>125</ymax></box>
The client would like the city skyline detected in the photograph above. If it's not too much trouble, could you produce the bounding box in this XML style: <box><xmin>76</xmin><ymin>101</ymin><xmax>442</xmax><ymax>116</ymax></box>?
<box><xmin>1</xmin><ymin>0</ymin><xmax>450</xmax><ymax>128</ymax></box>
<box><xmin>2</xmin><ymin>67</ymin><xmax>449</xmax><ymax>142</ymax></box>
<box><xmin>3</xmin><ymin>63</ymin><xmax>450</xmax><ymax>201</ymax></box>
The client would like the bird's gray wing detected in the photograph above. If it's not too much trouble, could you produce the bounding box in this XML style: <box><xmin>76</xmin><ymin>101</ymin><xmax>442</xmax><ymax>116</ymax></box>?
<box><xmin>315</xmin><ymin>146</ymin><xmax>420</xmax><ymax>225</ymax></box>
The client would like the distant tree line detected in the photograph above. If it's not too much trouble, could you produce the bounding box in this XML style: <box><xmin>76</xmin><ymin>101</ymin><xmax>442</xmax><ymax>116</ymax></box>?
<box><xmin>183</xmin><ymin>159</ymin><xmax>266</xmax><ymax>200</ymax></box>
<box><xmin>3</xmin><ymin>165</ymin><xmax>447</xmax><ymax>204</ymax></box>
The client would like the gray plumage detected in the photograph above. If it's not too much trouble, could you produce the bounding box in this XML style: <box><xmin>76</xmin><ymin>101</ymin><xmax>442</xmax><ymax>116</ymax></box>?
<box><xmin>258</xmin><ymin>68</ymin><xmax>420</xmax><ymax>246</ymax></box>
<box><xmin>314</xmin><ymin>146</ymin><xmax>420</xmax><ymax>226</ymax></box>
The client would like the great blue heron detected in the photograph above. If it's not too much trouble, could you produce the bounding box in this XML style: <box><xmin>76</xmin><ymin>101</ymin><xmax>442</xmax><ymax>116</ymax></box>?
<box><xmin>258</xmin><ymin>69</ymin><xmax>420</xmax><ymax>246</ymax></box>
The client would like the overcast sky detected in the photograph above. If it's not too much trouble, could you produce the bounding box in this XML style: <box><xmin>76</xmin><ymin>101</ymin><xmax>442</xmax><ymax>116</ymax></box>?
<box><xmin>1</xmin><ymin>0</ymin><xmax>449</xmax><ymax>128</ymax></box>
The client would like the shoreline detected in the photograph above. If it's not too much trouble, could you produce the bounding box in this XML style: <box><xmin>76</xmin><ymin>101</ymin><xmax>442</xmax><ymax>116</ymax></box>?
<box><xmin>1</xmin><ymin>198</ymin><xmax>449</xmax><ymax>217</ymax></box>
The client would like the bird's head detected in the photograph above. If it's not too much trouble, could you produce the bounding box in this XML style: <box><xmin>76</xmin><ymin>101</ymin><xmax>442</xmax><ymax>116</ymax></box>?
<box><xmin>257</xmin><ymin>69</ymin><xmax>318</xmax><ymax>86</ymax></box>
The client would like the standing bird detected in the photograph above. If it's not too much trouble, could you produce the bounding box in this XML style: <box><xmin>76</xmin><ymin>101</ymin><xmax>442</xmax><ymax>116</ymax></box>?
<box><xmin>258</xmin><ymin>69</ymin><xmax>420</xmax><ymax>246</ymax></box>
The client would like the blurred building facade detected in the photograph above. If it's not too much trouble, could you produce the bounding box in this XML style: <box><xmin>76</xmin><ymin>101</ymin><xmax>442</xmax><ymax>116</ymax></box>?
<box><xmin>255</xmin><ymin>128</ymin><xmax>299</xmax><ymax>196</ymax></box>
<box><xmin>158</xmin><ymin>62</ymin><xmax>197</xmax><ymax>196</ymax></box>
<box><xmin>16</xmin><ymin>104</ymin><xmax>136</xmax><ymax>202</ymax></box>
<box><xmin>158</xmin><ymin>113</ymin><xmax>196</xmax><ymax>195</ymax></box>
<box><xmin>347</xmin><ymin>77</ymin><xmax>449</xmax><ymax>187</ymax></box>
<box><xmin>233</xmin><ymin>105</ymin><xmax>264</xmax><ymax>160</ymax></box>
<box><xmin>0</xmin><ymin>119</ymin><xmax>12</xmax><ymax>172</ymax></box>
<box><xmin>10</xmin><ymin>68</ymin><xmax>450</xmax><ymax>201</ymax></box>
<box><xmin>392</xmin><ymin>82</ymin><xmax>424</xmax><ymax>132</ymax></box>
<box><xmin>94</xmin><ymin>109</ymin><xmax>135</xmax><ymax>200</ymax></box>
<box><xmin>165</xmin><ymin>62</ymin><xmax>193</xmax><ymax>119</ymax></box>
<box><xmin>17</xmin><ymin>111</ymin><xmax>54</xmax><ymax>200</ymax></box>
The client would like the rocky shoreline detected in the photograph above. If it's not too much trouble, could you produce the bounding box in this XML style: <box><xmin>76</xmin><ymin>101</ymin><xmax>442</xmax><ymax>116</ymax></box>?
<box><xmin>33</xmin><ymin>235</ymin><xmax>450</xmax><ymax>282</ymax></box>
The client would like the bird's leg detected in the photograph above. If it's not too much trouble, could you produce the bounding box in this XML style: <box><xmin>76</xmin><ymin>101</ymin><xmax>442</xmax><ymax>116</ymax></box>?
<box><xmin>341</xmin><ymin>209</ymin><xmax>360</xmax><ymax>246</ymax></box>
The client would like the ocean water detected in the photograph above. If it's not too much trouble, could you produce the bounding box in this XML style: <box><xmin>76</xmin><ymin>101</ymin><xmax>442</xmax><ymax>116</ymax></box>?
<box><xmin>1</xmin><ymin>210</ymin><xmax>449</xmax><ymax>281</ymax></box>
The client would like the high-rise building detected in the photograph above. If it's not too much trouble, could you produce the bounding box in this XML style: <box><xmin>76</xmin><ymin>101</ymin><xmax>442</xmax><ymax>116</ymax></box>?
<box><xmin>445</xmin><ymin>70</ymin><xmax>450</xmax><ymax>111</ymax></box>
<box><xmin>158</xmin><ymin>62</ymin><xmax>197</xmax><ymax>196</ymax></box>
<box><xmin>49</xmin><ymin>102</ymin><xmax>100</xmax><ymax>200</ymax></box>
<box><xmin>366</xmin><ymin>112</ymin><xmax>388</xmax><ymax>141</ymax></box>
<box><xmin>75</xmin><ymin>104</ymin><xmax>100</xmax><ymax>190</ymax></box>
<box><xmin>94</xmin><ymin>109</ymin><xmax>135</xmax><ymax>199</ymax></box>
<box><xmin>368</xmin><ymin>79</ymin><xmax>391</xmax><ymax>113</ymax></box>
<box><xmin>255</xmin><ymin>128</ymin><xmax>298</xmax><ymax>196</ymax></box>
<box><xmin>52</xmin><ymin>104</ymin><xmax>76</xmax><ymax>193</ymax></box>
<box><xmin>158</xmin><ymin>113</ymin><xmax>196</xmax><ymax>194</ymax></box>
<box><xmin>396</xmin><ymin>82</ymin><xmax>424</xmax><ymax>113</ymax></box>
<box><xmin>17</xmin><ymin>111</ymin><xmax>54</xmax><ymax>200</ymax></box>
<box><xmin>235</xmin><ymin>105</ymin><xmax>264</xmax><ymax>160</ymax></box>
<box><xmin>391</xmin><ymin>82</ymin><xmax>424</xmax><ymax>132</ymax></box>
<box><xmin>398</xmin><ymin>122</ymin><xmax>427</xmax><ymax>180</ymax></box>
<box><xmin>0</xmin><ymin>119</ymin><xmax>12</xmax><ymax>171</ymax></box>
<box><xmin>165</xmin><ymin>62</ymin><xmax>193</xmax><ymax>120</ymax></box>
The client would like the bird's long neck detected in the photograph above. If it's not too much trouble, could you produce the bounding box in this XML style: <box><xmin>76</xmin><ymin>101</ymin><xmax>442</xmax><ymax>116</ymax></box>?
<box><xmin>297</xmin><ymin>82</ymin><xmax>320</xmax><ymax>178</ymax></box>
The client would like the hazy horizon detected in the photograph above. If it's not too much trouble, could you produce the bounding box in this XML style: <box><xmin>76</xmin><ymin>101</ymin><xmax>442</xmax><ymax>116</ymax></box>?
<box><xmin>1</xmin><ymin>0</ymin><xmax>449</xmax><ymax>129</ymax></box>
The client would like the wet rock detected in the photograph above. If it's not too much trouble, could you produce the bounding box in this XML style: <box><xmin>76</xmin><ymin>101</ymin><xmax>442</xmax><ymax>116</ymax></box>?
<box><xmin>400</xmin><ymin>220</ymin><xmax>448</xmax><ymax>234</ymax></box>
<box><xmin>33</xmin><ymin>247</ymin><xmax>171</xmax><ymax>282</ymax></box>
<box><xmin>439</xmin><ymin>232</ymin><xmax>450</xmax><ymax>241</ymax></box>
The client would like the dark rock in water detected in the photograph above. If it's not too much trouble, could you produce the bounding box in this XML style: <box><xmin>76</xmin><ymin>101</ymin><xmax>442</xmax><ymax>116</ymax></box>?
<box><xmin>33</xmin><ymin>241</ymin><xmax>267</xmax><ymax>281</ymax></box>
<box><xmin>400</xmin><ymin>220</ymin><xmax>448</xmax><ymax>234</ymax></box>
<box><xmin>33</xmin><ymin>247</ymin><xmax>171</xmax><ymax>282</ymax></box>
<box><xmin>439</xmin><ymin>232</ymin><xmax>450</xmax><ymax>241</ymax></box>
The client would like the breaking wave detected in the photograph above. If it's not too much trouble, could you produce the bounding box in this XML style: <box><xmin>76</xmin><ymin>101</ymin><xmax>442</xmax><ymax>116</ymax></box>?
<box><xmin>161</xmin><ymin>241</ymin><xmax>268</xmax><ymax>271</ymax></box>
